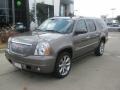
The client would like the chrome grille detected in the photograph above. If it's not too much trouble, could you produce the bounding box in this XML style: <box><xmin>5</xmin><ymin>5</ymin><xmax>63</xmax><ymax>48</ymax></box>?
<box><xmin>10</xmin><ymin>42</ymin><xmax>32</xmax><ymax>55</ymax></box>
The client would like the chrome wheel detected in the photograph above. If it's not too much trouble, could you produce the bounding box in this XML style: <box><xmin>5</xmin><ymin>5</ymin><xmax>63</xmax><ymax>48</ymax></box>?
<box><xmin>100</xmin><ymin>42</ymin><xmax>105</xmax><ymax>54</ymax></box>
<box><xmin>54</xmin><ymin>52</ymin><xmax>71</xmax><ymax>78</ymax></box>
<box><xmin>95</xmin><ymin>41</ymin><xmax>105</xmax><ymax>56</ymax></box>
<box><xmin>59</xmin><ymin>55</ymin><xmax>71</xmax><ymax>76</ymax></box>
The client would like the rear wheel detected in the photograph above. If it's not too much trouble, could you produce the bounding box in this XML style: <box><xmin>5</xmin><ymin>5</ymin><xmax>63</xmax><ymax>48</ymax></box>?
<box><xmin>95</xmin><ymin>41</ymin><xmax>105</xmax><ymax>56</ymax></box>
<box><xmin>54</xmin><ymin>52</ymin><xmax>71</xmax><ymax>78</ymax></box>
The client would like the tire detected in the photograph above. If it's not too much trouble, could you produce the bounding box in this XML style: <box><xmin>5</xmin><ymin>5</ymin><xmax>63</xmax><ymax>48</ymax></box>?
<box><xmin>53</xmin><ymin>52</ymin><xmax>72</xmax><ymax>78</ymax></box>
<box><xmin>95</xmin><ymin>41</ymin><xmax>105</xmax><ymax>56</ymax></box>
<box><xmin>118</xmin><ymin>29</ymin><xmax>120</xmax><ymax>32</ymax></box>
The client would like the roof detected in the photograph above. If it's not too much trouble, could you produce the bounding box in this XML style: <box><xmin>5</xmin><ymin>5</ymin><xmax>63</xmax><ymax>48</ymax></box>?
<box><xmin>51</xmin><ymin>16</ymin><xmax>101</xmax><ymax>20</ymax></box>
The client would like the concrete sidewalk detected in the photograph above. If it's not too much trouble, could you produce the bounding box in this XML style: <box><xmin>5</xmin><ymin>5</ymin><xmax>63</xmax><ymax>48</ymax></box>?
<box><xmin>0</xmin><ymin>49</ymin><xmax>5</xmax><ymax>53</ymax></box>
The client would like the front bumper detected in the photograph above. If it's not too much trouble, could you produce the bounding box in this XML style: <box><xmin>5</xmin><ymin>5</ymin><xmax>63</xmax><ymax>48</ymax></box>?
<box><xmin>5</xmin><ymin>50</ymin><xmax>56</xmax><ymax>73</ymax></box>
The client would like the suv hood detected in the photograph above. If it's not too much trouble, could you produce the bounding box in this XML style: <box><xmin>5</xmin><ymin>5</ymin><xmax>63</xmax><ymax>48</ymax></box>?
<box><xmin>11</xmin><ymin>31</ymin><xmax>63</xmax><ymax>44</ymax></box>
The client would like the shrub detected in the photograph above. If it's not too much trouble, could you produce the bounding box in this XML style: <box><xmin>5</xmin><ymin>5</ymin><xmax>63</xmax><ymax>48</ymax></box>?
<box><xmin>0</xmin><ymin>25</ymin><xmax>16</xmax><ymax>43</ymax></box>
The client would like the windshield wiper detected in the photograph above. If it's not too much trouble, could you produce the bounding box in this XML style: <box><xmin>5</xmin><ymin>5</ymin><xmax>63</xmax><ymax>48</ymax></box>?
<box><xmin>45</xmin><ymin>30</ymin><xmax>61</xmax><ymax>33</ymax></box>
<box><xmin>34</xmin><ymin>29</ymin><xmax>62</xmax><ymax>34</ymax></box>
<box><xmin>34</xmin><ymin>28</ymin><xmax>42</xmax><ymax>31</ymax></box>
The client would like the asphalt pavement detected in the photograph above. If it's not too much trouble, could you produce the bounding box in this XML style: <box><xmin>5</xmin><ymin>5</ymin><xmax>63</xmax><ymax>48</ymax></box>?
<box><xmin>0</xmin><ymin>32</ymin><xmax>120</xmax><ymax>90</ymax></box>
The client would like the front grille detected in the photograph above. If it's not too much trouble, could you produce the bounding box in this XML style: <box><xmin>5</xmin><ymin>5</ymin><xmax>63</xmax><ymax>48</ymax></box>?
<box><xmin>10</xmin><ymin>42</ymin><xmax>33</xmax><ymax>56</ymax></box>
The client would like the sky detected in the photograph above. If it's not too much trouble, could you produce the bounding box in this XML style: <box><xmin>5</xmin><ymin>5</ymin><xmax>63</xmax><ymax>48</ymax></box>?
<box><xmin>74</xmin><ymin>0</ymin><xmax>120</xmax><ymax>18</ymax></box>
<box><xmin>29</xmin><ymin>0</ymin><xmax>120</xmax><ymax>18</ymax></box>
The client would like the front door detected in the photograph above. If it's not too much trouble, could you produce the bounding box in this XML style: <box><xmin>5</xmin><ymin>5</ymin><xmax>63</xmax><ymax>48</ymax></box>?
<box><xmin>73</xmin><ymin>19</ymin><xmax>90</xmax><ymax>58</ymax></box>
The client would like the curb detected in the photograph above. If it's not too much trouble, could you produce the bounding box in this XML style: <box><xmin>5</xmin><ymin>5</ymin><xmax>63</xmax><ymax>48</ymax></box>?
<box><xmin>0</xmin><ymin>49</ymin><xmax>5</xmax><ymax>53</ymax></box>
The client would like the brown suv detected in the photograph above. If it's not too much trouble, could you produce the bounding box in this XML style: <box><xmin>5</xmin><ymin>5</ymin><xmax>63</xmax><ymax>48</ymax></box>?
<box><xmin>5</xmin><ymin>17</ymin><xmax>108</xmax><ymax>78</ymax></box>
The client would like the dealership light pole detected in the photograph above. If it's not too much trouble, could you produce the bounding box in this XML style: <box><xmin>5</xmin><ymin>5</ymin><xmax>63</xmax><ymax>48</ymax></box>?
<box><xmin>34</xmin><ymin>0</ymin><xmax>38</xmax><ymax>28</ymax></box>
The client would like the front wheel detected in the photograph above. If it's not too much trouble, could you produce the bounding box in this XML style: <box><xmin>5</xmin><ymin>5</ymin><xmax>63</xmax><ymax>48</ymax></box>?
<box><xmin>95</xmin><ymin>41</ymin><xmax>105</xmax><ymax>56</ymax></box>
<box><xmin>54</xmin><ymin>52</ymin><xmax>72</xmax><ymax>78</ymax></box>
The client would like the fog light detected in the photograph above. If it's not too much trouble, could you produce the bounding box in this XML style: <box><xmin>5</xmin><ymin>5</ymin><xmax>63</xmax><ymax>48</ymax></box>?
<box><xmin>37</xmin><ymin>67</ymin><xmax>41</xmax><ymax>71</ymax></box>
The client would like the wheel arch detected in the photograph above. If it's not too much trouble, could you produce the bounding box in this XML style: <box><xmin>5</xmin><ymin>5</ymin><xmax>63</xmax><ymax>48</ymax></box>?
<box><xmin>56</xmin><ymin>47</ymin><xmax>73</xmax><ymax>59</ymax></box>
<box><xmin>100</xmin><ymin>36</ymin><xmax>106</xmax><ymax>43</ymax></box>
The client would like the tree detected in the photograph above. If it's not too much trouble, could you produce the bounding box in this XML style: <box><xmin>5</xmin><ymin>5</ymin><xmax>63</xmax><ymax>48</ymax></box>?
<box><xmin>30</xmin><ymin>3</ymin><xmax>54</xmax><ymax>25</ymax></box>
<box><xmin>29</xmin><ymin>3</ymin><xmax>35</xmax><ymax>22</ymax></box>
<box><xmin>115</xmin><ymin>15</ymin><xmax>120</xmax><ymax>23</ymax></box>
<box><xmin>30</xmin><ymin>3</ymin><xmax>50</xmax><ymax>25</ymax></box>
<box><xmin>36</xmin><ymin>3</ymin><xmax>48</xmax><ymax>25</ymax></box>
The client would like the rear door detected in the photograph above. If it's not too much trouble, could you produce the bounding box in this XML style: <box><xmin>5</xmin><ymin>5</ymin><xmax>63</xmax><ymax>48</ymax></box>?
<box><xmin>85</xmin><ymin>19</ymin><xmax>100</xmax><ymax>50</ymax></box>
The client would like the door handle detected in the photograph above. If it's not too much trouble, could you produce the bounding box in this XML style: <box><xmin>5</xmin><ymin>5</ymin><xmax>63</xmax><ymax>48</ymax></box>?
<box><xmin>86</xmin><ymin>36</ymin><xmax>90</xmax><ymax>39</ymax></box>
<box><xmin>95</xmin><ymin>33</ymin><xmax>100</xmax><ymax>36</ymax></box>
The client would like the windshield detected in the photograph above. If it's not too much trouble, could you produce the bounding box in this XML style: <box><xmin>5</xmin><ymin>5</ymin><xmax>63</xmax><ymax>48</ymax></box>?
<box><xmin>37</xmin><ymin>18</ymin><xmax>73</xmax><ymax>33</ymax></box>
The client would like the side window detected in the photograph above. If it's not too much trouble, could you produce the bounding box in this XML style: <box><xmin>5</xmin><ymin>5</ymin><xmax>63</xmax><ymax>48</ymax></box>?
<box><xmin>75</xmin><ymin>19</ymin><xmax>87</xmax><ymax>31</ymax></box>
<box><xmin>95</xmin><ymin>19</ymin><xmax>107</xmax><ymax>30</ymax></box>
<box><xmin>85</xmin><ymin>19</ymin><xmax>96</xmax><ymax>32</ymax></box>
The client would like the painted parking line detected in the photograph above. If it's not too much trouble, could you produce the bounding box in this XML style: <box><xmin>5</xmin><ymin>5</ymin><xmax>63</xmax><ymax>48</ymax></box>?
<box><xmin>108</xmin><ymin>36</ymin><xmax>119</xmax><ymax>39</ymax></box>
<box><xmin>108</xmin><ymin>36</ymin><xmax>112</xmax><ymax>39</ymax></box>
<box><xmin>104</xmin><ymin>53</ymin><xmax>111</xmax><ymax>56</ymax></box>
<box><xmin>116</xmin><ymin>56</ymin><xmax>120</xmax><ymax>58</ymax></box>
<box><xmin>104</xmin><ymin>53</ymin><xmax>120</xmax><ymax>59</ymax></box>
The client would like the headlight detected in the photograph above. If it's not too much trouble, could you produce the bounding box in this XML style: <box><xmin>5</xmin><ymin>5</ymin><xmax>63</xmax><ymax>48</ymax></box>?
<box><xmin>34</xmin><ymin>42</ymin><xmax>51</xmax><ymax>56</ymax></box>
<box><xmin>8</xmin><ymin>37</ymin><xmax>12</xmax><ymax>42</ymax></box>
<box><xmin>8</xmin><ymin>37</ymin><xmax>12</xmax><ymax>49</ymax></box>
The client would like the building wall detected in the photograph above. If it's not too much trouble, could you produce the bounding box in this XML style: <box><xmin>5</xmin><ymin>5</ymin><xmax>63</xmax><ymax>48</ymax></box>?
<box><xmin>0</xmin><ymin>0</ymin><xmax>30</xmax><ymax>30</ymax></box>
<box><xmin>54</xmin><ymin>0</ymin><xmax>74</xmax><ymax>16</ymax></box>
<box><xmin>14</xmin><ymin>0</ymin><xmax>30</xmax><ymax>30</ymax></box>
<box><xmin>36</xmin><ymin>0</ymin><xmax>54</xmax><ymax>5</ymax></box>
<box><xmin>36</xmin><ymin>3</ymin><xmax>54</xmax><ymax>24</ymax></box>
<box><xmin>54</xmin><ymin>0</ymin><xmax>60</xmax><ymax>16</ymax></box>
<box><xmin>35</xmin><ymin>0</ymin><xmax>74</xmax><ymax>17</ymax></box>
<box><xmin>0</xmin><ymin>0</ymin><xmax>10</xmax><ymax>24</ymax></box>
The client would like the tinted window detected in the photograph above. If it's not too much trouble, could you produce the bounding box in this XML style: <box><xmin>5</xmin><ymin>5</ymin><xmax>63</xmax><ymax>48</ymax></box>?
<box><xmin>86</xmin><ymin>19</ymin><xmax>96</xmax><ymax>32</ymax></box>
<box><xmin>0</xmin><ymin>1</ymin><xmax>5</xmax><ymax>8</ymax></box>
<box><xmin>75</xmin><ymin>19</ymin><xmax>87</xmax><ymax>31</ymax></box>
<box><xmin>95</xmin><ymin>19</ymin><xmax>107</xmax><ymax>30</ymax></box>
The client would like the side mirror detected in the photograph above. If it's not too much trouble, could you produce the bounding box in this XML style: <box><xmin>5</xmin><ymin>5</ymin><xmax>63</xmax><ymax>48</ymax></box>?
<box><xmin>74</xmin><ymin>29</ymin><xmax>87</xmax><ymax>35</ymax></box>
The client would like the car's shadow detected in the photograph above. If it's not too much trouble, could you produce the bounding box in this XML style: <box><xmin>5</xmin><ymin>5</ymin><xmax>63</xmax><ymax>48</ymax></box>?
<box><xmin>13</xmin><ymin>52</ymin><xmax>100</xmax><ymax>82</ymax></box>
